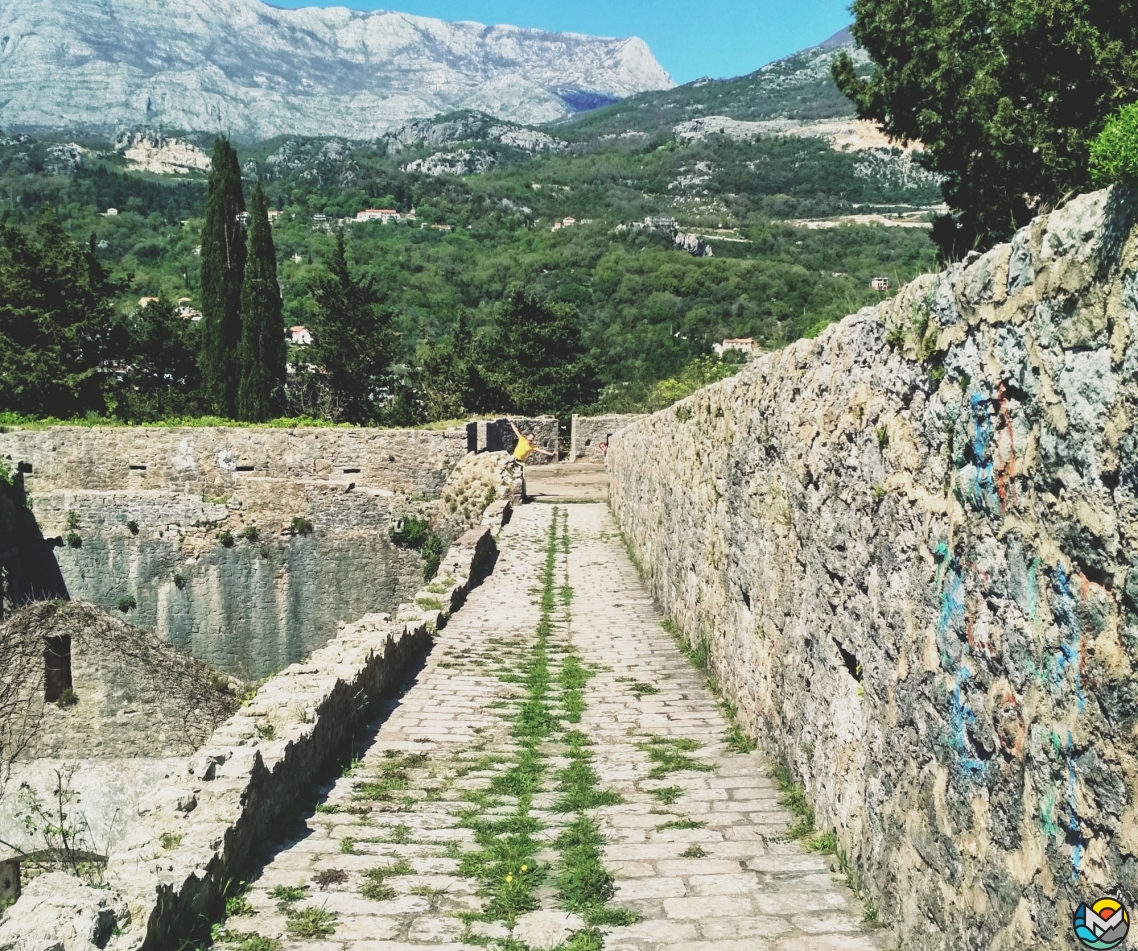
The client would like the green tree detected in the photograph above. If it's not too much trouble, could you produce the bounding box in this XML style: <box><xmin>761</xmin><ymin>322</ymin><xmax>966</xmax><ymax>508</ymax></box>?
<box><xmin>475</xmin><ymin>285</ymin><xmax>599</xmax><ymax>417</ymax></box>
<box><xmin>199</xmin><ymin>137</ymin><xmax>246</xmax><ymax>416</ymax></box>
<box><xmin>237</xmin><ymin>183</ymin><xmax>286</xmax><ymax>422</ymax></box>
<box><xmin>309</xmin><ymin>230</ymin><xmax>397</xmax><ymax>424</ymax></box>
<box><xmin>115</xmin><ymin>299</ymin><xmax>204</xmax><ymax>421</ymax></box>
<box><xmin>417</xmin><ymin>311</ymin><xmax>483</xmax><ymax>421</ymax></box>
<box><xmin>833</xmin><ymin>0</ymin><xmax>1138</xmax><ymax>256</ymax></box>
<box><xmin>0</xmin><ymin>215</ymin><xmax>121</xmax><ymax>417</ymax></box>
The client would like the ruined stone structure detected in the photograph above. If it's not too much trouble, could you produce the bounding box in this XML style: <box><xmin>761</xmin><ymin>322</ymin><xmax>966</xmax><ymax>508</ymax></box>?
<box><xmin>0</xmin><ymin>601</ymin><xmax>242</xmax><ymax>873</ymax></box>
<box><xmin>569</xmin><ymin>414</ymin><xmax>645</xmax><ymax>463</ymax></box>
<box><xmin>3</xmin><ymin>601</ymin><xmax>240</xmax><ymax>761</ymax></box>
<box><xmin>0</xmin><ymin>428</ymin><xmax>517</xmax><ymax>679</ymax></box>
<box><xmin>0</xmin><ymin>427</ymin><xmax>467</xmax><ymax>496</ymax></box>
<box><xmin>611</xmin><ymin>186</ymin><xmax>1138</xmax><ymax>949</ymax></box>
<box><xmin>465</xmin><ymin>416</ymin><xmax>560</xmax><ymax>464</ymax></box>
<box><xmin>0</xmin><ymin>514</ymin><xmax>503</xmax><ymax>950</ymax></box>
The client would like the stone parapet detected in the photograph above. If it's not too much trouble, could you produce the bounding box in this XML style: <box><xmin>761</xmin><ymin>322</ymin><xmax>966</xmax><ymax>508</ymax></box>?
<box><xmin>0</xmin><ymin>426</ymin><xmax>468</xmax><ymax>497</ymax></box>
<box><xmin>611</xmin><ymin>186</ymin><xmax>1138</xmax><ymax>950</ymax></box>
<box><xmin>569</xmin><ymin>414</ymin><xmax>645</xmax><ymax>463</ymax></box>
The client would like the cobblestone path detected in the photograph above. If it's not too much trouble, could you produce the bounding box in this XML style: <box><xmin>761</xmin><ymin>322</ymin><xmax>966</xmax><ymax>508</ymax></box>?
<box><xmin>219</xmin><ymin>503</ymin><xmax>884</xmax><ymax>951</ymax></box>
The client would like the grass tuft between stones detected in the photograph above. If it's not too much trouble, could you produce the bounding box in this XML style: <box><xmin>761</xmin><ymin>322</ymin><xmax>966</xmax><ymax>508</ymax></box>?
<box><xmin>639</xmin><ymin>736</ymin><xmax>714</xmax><ymax>779</ymax></box>
<box><xmin>284</xmin><ymin>907</ymin><xmax>337</xmax><ymax>938</ymax></box>
<box><xmin>214</xmin><ymin>931</ymin><xmax>282</xmax><ymax>951</ymax></box>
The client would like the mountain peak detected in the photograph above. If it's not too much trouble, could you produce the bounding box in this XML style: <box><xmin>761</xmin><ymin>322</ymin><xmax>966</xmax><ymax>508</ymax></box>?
<box><xmin>819</xmin><ymin>27</ymin><xmax>854</xmax><ymax>50</ymax></box>
<box><xmin>0</xmin><ymin>0</ymin><xmax>674</xmax><ymax>140</ymax></box>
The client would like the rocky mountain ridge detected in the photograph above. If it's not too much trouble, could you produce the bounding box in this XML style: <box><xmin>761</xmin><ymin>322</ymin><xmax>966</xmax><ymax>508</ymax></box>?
<box><xmin>0</xmin><ymin>0</ymin><xmax>674</xmax><ymax>140</ymax></box>
<box><xmin>384</xmin><ymin>112</ymin><xmax>566</xmax><ymax>154</ymax></box>
<box><xmin>556</xmin><ymin>27</ymin><xmax>867</xmax><ymax>139</ymax></box>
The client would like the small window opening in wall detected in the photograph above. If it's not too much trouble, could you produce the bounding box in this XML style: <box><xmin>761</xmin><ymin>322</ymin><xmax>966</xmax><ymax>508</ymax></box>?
<box><xmin>43</xmin><ymin>635</ymin><xmax>73</xmax><ymax>703</ymax></box>
<box><xmin>17</xmin><ymin>461</ymin><xmax>32</xmax><ymax>474</ymax></box>
<box><xmin>129</xmin><ymin>465</ymin><xmax>147</xmax><ymax>471</ymax></box>
<box><xmin>236</xmin><ymin>466</ymin><xmax>255</xmax><ymax>473</ymax></box>
<box><xmin>0</xmin><ymin>858</ymin><xmax>20</xmax><ymax>907</ymax></box>
<box><xmin>343</xmin><ymin>468</ymin><xmax>361</xmax><ymax>474</ymax></box>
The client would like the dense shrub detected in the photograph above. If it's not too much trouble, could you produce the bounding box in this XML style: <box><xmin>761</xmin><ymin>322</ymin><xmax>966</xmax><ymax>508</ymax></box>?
<box><xmin>389</xmin><ymin>516</ymin><xmax>429</xmax><ymax>549</ymax></box>
<box><xmin>1091</xmin><ymin>104</ymin><xmax>1138</xmax><ymax>185</ymax></box>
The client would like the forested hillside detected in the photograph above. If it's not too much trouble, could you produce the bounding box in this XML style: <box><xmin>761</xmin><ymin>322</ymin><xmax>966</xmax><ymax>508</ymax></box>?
<box><xmin>0</xmin><ymin>30</ymin><xmax>942</xmax><ymax>420</ymax></box>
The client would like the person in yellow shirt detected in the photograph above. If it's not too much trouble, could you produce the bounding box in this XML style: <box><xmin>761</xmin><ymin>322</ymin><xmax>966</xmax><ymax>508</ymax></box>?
<box><xmin>508</xmin><ymin>418</ymin><xmax>556</xmax><ymax>466</ymax></box>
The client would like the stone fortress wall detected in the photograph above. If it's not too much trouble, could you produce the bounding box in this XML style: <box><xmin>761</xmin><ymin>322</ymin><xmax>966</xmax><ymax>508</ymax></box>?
<box><xmin>0</xmin><ymin>426</ymin><xmax>511</xmax><ymax>679</ymax></box>
<box><xmin>611</xmin><ymin>186</ymin><xmax>1138</xmax><ymax>950</ymax></box>
<box><xmin>0</xmin><ymin>426</ymin><xmax>468</xmax><ymax>495</ymax></box>
<box><xmin>570</xmin><ymin>414</ymin><xmax>645</xmax><ymax>463</ymax></box>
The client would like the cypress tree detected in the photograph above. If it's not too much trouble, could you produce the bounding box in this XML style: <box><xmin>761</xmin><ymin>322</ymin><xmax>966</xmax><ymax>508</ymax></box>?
<box><xmin>310</xmin><ymin>230</ymin><xmax>397</xmax><ymax>424</ymax></box>
<box><xmin>237</xmin><ymin>183</ymin><xmax>285</xmax><ymax>422</ymax></box>
<box><xmin>199</xmin><ymin>137</ymin><xmax>246</xmax><ymax>417</ymax></box>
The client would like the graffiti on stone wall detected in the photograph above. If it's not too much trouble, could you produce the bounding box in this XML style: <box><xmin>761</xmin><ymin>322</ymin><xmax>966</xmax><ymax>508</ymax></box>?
<box><xmin>610</xmin><ymin>186</ymin><xmax>1138</xmax><ymax>950</ymax></box>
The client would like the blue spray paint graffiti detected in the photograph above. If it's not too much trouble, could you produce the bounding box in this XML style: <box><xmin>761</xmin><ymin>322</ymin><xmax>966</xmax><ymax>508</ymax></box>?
<box><xmin>938</xmin><ymin>572</ymin><xmax>966</xmax><ymax>667</ymax></box>
<box><xmin>1067</xmin><ymin>732</ymin><xmax>1084</xmax><ymax>880</ymax></box>
<box><xmin>949</xmin><ymin>666</ymin><xmax>987</xmax><ymax>776</ymax></box>
<box><xmin>964</xmin><ymin>393</ymin><xmax>1001</xmax><ymax>511</ymax></box>
<box><xmin>936</xmin><ymin>547</ymin><xmax>966</xmax><ymax>670</ymax></box>
<box><xmin>935</xmin><ymin>545</ymin><xmax>986</xmax><ymax>778</ymax></box>
<box><xmin>1052</xmin><ymin>566</ymin><xmax>1086</xmax><ymax>713</ymax></box>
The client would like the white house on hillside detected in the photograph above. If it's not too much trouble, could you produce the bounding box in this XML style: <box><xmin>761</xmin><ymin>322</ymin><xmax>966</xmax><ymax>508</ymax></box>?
<box><xmin>355</xmin><ymin>209</ymin><xmax>401</xmax><ymax>223</ymax></box>
<box><xmin>713</xmin><ymin>337</ymin><xmax>759</xmax><ymax>357</ymax></box>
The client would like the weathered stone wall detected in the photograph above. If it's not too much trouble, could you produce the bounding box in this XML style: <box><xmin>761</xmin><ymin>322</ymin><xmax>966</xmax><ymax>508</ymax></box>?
<box><xmin>0</xmin><ymin>426</ymin><xmax>467</xmax><ymax>496</ymax></box>
<box><xmin>3</xmin><ymin>602</ymin><xmax>240</xmax><ymax>763</ymax></box>
<box><xmin>466</xmin><ymin>417</ymin><xmax>560</xmax><ymax>464</ymax></box>
<box><xmin>570</xmin><ymin>414</ymin><xmax>645</xmax><ymax>463</ymax></box>
<box><xmin>0</xmin><ymin>518</ymin><xmax>503</xmax><ymax>950</ymax></box>
<box><xmin>27</xmin><ymin>488</ymin><xmax>423</xmax><ymax>679</ymax></box>
<box><xmin>611</xmin><ymin>186</ymin><xmax>1138</xmax><ymax>950</ymax></box>
<box><xmin>0</xmin><ymin>427</ymin><xmax>517</xmax><ymax>680</ymax></box>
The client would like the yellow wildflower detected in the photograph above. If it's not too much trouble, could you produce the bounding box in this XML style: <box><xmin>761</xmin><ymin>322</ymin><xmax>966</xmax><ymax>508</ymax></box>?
<box><xmin>506</xmin><ymin>874</ymin><xmax>513</xmax><ymax>883</ymax></box>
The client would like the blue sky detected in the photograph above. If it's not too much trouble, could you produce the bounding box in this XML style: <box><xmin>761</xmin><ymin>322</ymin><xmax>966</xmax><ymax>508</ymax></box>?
<box><xmin>268</xmin><ymin>0</ymin><xmax>854</xmax><ymax>85</ymax></box>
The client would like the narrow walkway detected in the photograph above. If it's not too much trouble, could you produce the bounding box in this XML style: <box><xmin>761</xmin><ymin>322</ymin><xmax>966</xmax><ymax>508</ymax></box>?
<box><xmin>524</xmin><ymin>463</ymin><xmax>611</xmax><ymax>503</ymax></box>
<box><xmin>219</xmin><ymin>504</ymin><xmax>882</xmax><ymax>951</ymax></box>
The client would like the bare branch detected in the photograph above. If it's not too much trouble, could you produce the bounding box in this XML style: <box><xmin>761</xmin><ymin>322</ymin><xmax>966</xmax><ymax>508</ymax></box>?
<box><xmin>0</xmin><ymin>604</ymin><xmax>48</xmax><ymax>801</ymax></box>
